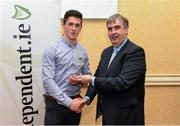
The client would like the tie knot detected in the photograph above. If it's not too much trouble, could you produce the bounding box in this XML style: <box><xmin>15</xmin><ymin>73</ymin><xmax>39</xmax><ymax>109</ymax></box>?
<box><xmin>114</xmin><ymin>49</ymin><xmax>118</xmax><ymax>54</ymax></box>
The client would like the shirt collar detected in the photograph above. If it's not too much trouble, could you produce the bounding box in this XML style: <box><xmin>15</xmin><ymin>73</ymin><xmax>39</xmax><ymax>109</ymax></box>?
<box><xmin>113</xmin><ymin>38</ymin><xmax>127</xmax><ymax>52</ymax></box>
<box><xmin>61</xmin><ymin>36</ymin><xmax>77</xmax><ymax>48</ymax></box>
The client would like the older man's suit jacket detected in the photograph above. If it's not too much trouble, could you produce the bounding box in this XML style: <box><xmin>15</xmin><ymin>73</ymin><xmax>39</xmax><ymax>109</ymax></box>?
<box><xmin>85</xmin><ymin>39</ymin><xmax>146</xmax><ymax>125</ymax></box>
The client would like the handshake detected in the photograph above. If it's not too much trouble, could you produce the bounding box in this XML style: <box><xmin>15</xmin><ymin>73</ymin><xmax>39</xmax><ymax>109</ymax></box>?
<box><xmin>68</xmin><ymin>74</ymin><xmax>92</xmax><ymax>113</ymax></box>
<box><xmin>68</xmin><ymin>74</ymin><xmax>93</xmax><ymax>86</ymax></box>
<box><xmin>69</xmin><ymin>97</ymin><xmax>88</xmax><ymax>113</ymax></box>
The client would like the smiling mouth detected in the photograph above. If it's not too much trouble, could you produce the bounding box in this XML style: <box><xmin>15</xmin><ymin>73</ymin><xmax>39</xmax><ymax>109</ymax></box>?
<box><xmin>111</xmin><ymin>35</ymin><xmax>118</xmax><ymax>40</ymax></box>
<box><xmin>71</xmin><ymin>32</ymin><xmax>76</xmax><ymax>36</ymax></box>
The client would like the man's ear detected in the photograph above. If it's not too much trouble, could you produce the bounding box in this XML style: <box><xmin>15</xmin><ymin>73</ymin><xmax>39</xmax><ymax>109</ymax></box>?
<box><xmin>61</xmin><ymin>18</ymin><xmax>65</xmax><ymax>26</ymax></box>
<box><xmin>125</xmin><ymin>28</ymin><xmax>128</xmax><ymax>35</ymax></box>
<box><xmin>61</xmin><ymin>21</ymin><xmax>64</xmax><ymax>26</ymax></box>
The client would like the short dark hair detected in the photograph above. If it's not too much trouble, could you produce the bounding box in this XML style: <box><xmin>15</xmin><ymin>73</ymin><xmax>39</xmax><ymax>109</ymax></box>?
<box><xmin>63</xmin><ymin>9</ymin><xmax>83</xmax><ymax>25</ymax></box>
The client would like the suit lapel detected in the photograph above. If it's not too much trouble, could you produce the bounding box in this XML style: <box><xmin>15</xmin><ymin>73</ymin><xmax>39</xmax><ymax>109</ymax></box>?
<box><xmin>101</xmin><ymin>47</ymin><xmax>113</xmax><ymax>76</ymax></box>
<box><xmin>105</xmin><ymin>40</ymin><xmax>129</xmax><ymax>76</ymax></box>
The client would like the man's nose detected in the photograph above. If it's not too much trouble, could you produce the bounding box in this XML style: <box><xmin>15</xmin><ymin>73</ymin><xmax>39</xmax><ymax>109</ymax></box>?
<box><xmin>72</xmin><ymin>25</ymin><xmax>76</xmax><ymax>30</ymax></box>
<box><xmin>111</xmin><ymin>28</ymin><xmax>116</xmax><ymax>34</ymax></box>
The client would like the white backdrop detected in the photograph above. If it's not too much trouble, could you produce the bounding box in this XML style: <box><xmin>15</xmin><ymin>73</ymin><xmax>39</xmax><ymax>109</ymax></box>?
<box><xmin>0</xmin><ymin>0</ymin><xmax>118</xmax><ymax>125</ymax></box>
<box><xmin>61</xmin><ymin>0</ymin><xmax>118</xmax><ymax>18</ymax></box>
<box><xmin>0</xmin><ymin>0</ymin><xmax>61</xmax><ymax>124</ymax></box>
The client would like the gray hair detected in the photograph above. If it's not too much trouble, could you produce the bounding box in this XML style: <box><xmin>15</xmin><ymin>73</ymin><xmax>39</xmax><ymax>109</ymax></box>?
<box><xmin>106</xmin><ymin>13</ymin><xmax>129</xmax><ymax>29</ymax></box>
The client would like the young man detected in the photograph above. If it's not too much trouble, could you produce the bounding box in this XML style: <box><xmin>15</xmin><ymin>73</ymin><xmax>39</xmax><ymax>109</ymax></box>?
<box><xmin>71</xmin><ymin>13</ymin><xmax>146</xmax><ymax>125</ymax></box>
<box><xmin>42</xmin><ymin>10</ymin><xmax>91</xmax><ymax>125</ymax></box>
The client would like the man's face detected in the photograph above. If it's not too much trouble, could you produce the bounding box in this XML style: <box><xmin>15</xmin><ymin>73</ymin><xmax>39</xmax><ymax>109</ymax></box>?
<box><xmin>63</xmin><ymin>16</ymin><xmax>82</xmax><ymax>42</ymax></box>
<box><xmin>107</xmin><ymin>19</ymin><xmax>128</xmax><ymax>47</ymax></box>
